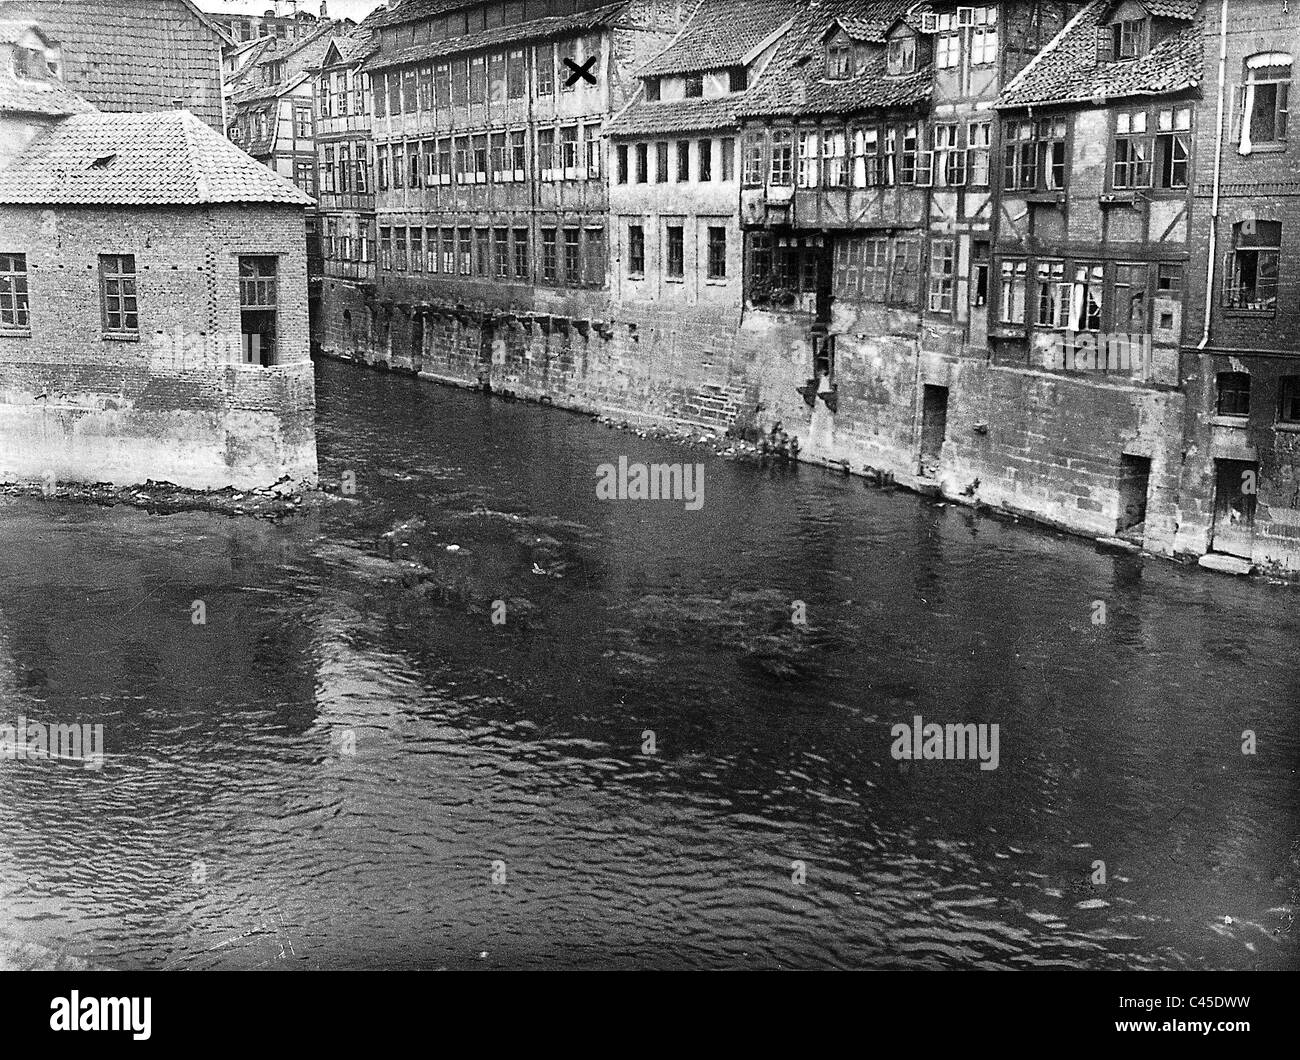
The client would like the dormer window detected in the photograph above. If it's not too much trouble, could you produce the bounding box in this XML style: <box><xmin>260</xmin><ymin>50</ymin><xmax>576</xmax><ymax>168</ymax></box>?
<box><xmin>888</xmin><ymin>36</ymin><xmax>916</xmax><ymax>76</ymax></box>
<box><xmin>684</xmin><ymin>72</ymin><xmax>703</xmax><ymax>98</ymax></box>
<box><xmin>827</xmin><ymin>37</ymin><xmax>852</xmax><ymax>80</ymax></box>
<box><xmin>1113</xmin><ymin>18</ymin><xmax>1148</xmax><ymax>60</ymax></box>
<box><xmin>728</xmin><ymin>65</ymin><xmax>747</xmax><ymax>91</ymax></box>
<box><xmin>13</xmin><ymin>46</ymin><xmax>49</xmax><ymax>81</ymax></box>
<box><xmin>644</xmin><ymin>78</ymin><xmax>660</xmax><ymax>101</ymax></box>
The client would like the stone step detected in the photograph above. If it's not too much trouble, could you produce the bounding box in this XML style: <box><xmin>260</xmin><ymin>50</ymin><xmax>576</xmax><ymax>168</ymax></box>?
<box><xmin>1096</xmin><ymin>536</ymin><xmax>1142</xmax><ymax>554</ymax></box>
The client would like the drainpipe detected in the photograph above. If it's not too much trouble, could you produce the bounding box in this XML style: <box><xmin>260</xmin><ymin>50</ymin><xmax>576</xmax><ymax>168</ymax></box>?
<box><xmin>1198</xmin><ymin>0</ymin><xmax>1230</xmax><ymax>351</ymax></box>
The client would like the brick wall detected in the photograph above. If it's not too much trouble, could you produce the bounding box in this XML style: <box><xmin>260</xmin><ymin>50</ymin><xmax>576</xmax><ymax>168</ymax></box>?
<box><xmin>0</xmin><ymin>203</ymin><xmax>318</xmax><ymax>490</ymax></box>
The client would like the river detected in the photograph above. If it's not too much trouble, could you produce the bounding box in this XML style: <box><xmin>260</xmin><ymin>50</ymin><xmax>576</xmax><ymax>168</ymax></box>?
<box><xmin>0</xmin><ymin>357</ymin><xmax>1295</xmax><ymax>970</ymax></box>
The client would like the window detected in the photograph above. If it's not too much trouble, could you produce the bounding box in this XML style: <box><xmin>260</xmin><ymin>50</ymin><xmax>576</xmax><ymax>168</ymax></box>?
<box><xmin>458</xmin><ymin>228</ymin><xmax>472</xmax><ymax>275</ymax></box>
<box><xmin>0</xmin><ymin>253</ymin><xmax>29</xmax><ymax>332</ymax></box>
<box><xmin>627</xmin><ymin>223</ymin><xmax>645</xmax><ymax>277</ymax></box>
<box><xmin>507</xmin><ymin>49</ymin><xmax>526</xmax><ymax>99</ymax></box>
<box><xmin>1114</xmin><ymin>111</ymin><xmax>1151</xmax><ymax>188</ymax></box>
<box><xmin>743</xmin><ymin>131</ymin><xmax>765</xmax><ymax>186</ymax></box>
<box><xmin>645</xmin><ymin>78</ymin><xmax>661</xmax><ymax>101</ymax></box>
<box><xmin>655</xmin><ymin>141</ymin><xmax>669</xmax><ymax>183</ymax></box>
<box><xmin>928</xmin><ymin>239</ymin><xmax>955</xmax><ymax>314</ymax></box>
<box><xmin>887</xmin><ymin>35</ymin><xmax>915</xmax><ymax>76</ymax></box>
<box><xmin>510</xmin><ymin>129</ymin><xmax>527</xmax><ymax>178</ymax></box>
<box><xmin>513</xmin><ymin>228</ymin><xmax>529</xmax><ymax>279</ymax></box>
<box><xmin>538</xmin><ymin>128</ymin><xmax>556</xmax><ymax>180</ymax></box>
<box><xmin>797</xmin><ymin>130</ymin><xmax>819</xmax><ymax>188</ymax></box>
<box><xmin>402</xmin><ymin>67</ymin><xmax>418</xmax><ymax>112</ymax></box>
<box><xmin>685</xmin><ymin>72</ymin><xmax>703</xmax><ymax>98</ymax></box>
<box><xmin>1226</xmin><ymin>219</ymin><xmax>1281</xmax><ymax>312</ymax></box>
<box><xmin>937</xmin><ymin>28</ymin><xmax>960</xmax><ymax>69</ymax></box>
<box><xmin>238</xmin><ymin>256</ymin><xmax>277</xmax><ymax>366</ymax></box>
<box><xmin>999</xmin><ymin>258</ymin><xmax>1028</xmax><ymax>324</ymax></box>
<box><xmin>1114</xmin><ymin>263</ymin><xmax>1149</xmax><ymax>333</ymax></box>
<box><xmin>1068</xmin><ymin>263</ymin><xmax>1104</xmax><ymax>332</ymax></box>
<box><xmin>435</xmin><ymin>62</ymin><xmax>451</xmax><ymax>107</ymax></box>
<box><xmin>537</xmin><ymin>43</ymin><xmax>555</xmax><ymax>95</ymax></box>
<box><xmin>707</xmin><ymin>226</ymin><xmax>726</xmax><ymax>280</ymax></box>
<box><xmin>563</xmin><ymin>228</ymin><xmax>581</xmax><ymax>285</ymax></box>
<box><xmin>474</xmin><ymin>228</ymin><xmax>489</xmax><ymax>276</ymax></box>
<box><xmin>468</xmin><ymin>56</ymin><xmax>486</xmax><ymax>104</ymax></box>
<box><xmin>698</xmin><ymin>139</ymin><xmax>713</xmax><ymax>181</ymax></box>
<box><xmin>473</xmin><ymin>134</ymin><xmax>488</xmax><ymax>182</ymax></box>
<box><xmin>770</xmin><ymin>128</ymin><xmax>793</xmax><ymax>185</ymax></box>
<box><xmin>826</xmin><ymin>37</ymin><xmax>852</xmax><ymax>80</ymax></box>
<box><xmin>722</xmin><ymin>137</ymin><xmax>735</xmax><ymax>181</ymax></box>
<box><xmin>394</xmin><ymin>227</ymin><xmax>407</xmax><ymax>271</ymax></box>
<box><xmin>338</xmin><ymin>144</ymin><xmax>353</xmax><ymax>193</ymax></box>
<box><xmin>425</xmin><ymin>227</ymin><xmax>438</xmax><ymax>272</ymax></box>
<box><xmin>1236</xmin><ymin>56</ymin><xmax>1292</xmax><ymax>150</ymax></box>
<box><xmin>1154</xmin><ymin>106</ymin><xmax>1191</xmax><ymax>188</ymax></box>
<box><xmin>493</xmin><ymin>227</ymin><xmax>509</xmax><ymax>278</ymax></box>
<box><xmin>1217</xmin><ymin>372</ymin><xmax>1251</xmax><ymax>417</ymax></box>
<box><xmin>410</xmin><ymin>227</ymin><xmax>423</xmax><ymax>272</ymax></box>
<box><xmin>617</xmin><ymin>143</ymin><xmax>629</xmax><ymax>183</ymax></box>
<box><xmin>1003</xmin><ymin>118</ymin><xmax>1066</xmax><ymax>191</ymax></box>
<box><xmin>442</xmin><ymin>229</ymin><xmax>455</xmax><ymax>273</ymax></box>
<box><xmin>666</xmin><ymin>224</ymin><xmax>684</xmax><ymax>279</ymax></box>
<box><xmin>823</xmin><ymin>129</ymin><xmax>847</xmax><ymax>188</ymax></box>
<box><xmin>558</xmin><ymin>39</ymin><xmax>578</xmax><ymax>93</ymax></box>
<box><xmin>968</xmin><ymin>121</ymin><xmax>991</xmax><ymax>185</ymax></box>
<box><xmin>379</xmin><ymin>226</ymin><xmax>392</xmax><ymax>270</ymax></box>
<box><xmin>934</xmin><ymin>123</ymin><xmax>964</xmax><ymax>186</ymax></box>
<box><xmin>392</xmin><ymin>143</ymin><xmax>405</xmax><ymax>189</ymax></box>
<box><xmin>418</xmin><ymin>64</ymin><xmax>434</xmax><ymax>110</ymax></box>
<box><xmin>972</xmin><ymin>241</ymin><xmax>990</xmax><ymax>308</ymax></box>
<box><xmin>452</xmin><ymin>58</ymin><xmax>468</xmax><ymax>106</ymax></box>
<box><xmin>971</xmin><ymin>7</ymin><xmax>998</xmax><ymax>65</ymax></box>
<box><xmin>294</xmin><ymin>106</ymin><xmax>311</xmax><ymax>137</ymax></box>
<box><xmin>437</xmin><ymin>137</ymin><xmax>452</xmax><ymax>184</ymax></box>
<box><xmin>1112</xmin><ymin>19</ymin><xmax>1148</xmax><ymax>61</ymax></box>
<box><xmin>409</xmin><ymin>145</ymin><xmax>421</xmax><ymax>188</ymax></box>
<box><xmin>1035</xmin><ymin>259</ymin><xmax>1069</xmax><ymax>328</ymax></box>
<box><xmin>320</xmin><ymin>147</ymin><xmax>335</xmax><ymax>193</ymax></box>
<box><xmin>635</xmin><ymin>142</ymin><xmax>648</xmax><ymax>183</ymax></box>
<box><xmin>585</xmin><ymin>123</ymin><xmax>602</xmax><ymax>178</ymax></box>
<box><xmin>1280</xmin><ymin>376</ymin><xmax>1300</xmax><ymax>422</ymax></box>
<box><xmin>677</xmin><ymin>139</ymin><xmax>690</xmax><ymax>182</ymax></box>
<box><xmin>541</xmin><ymin>228</ymin><xmax>557</xmax><ymax>282</ymax></box>
<box><xmin>561</xmin><ymin>125</ymin><xmax>579</xmax><ymax>177</ymax></box>
<box><xmin>387</xmin><ymin>71</ymin><xmax>401</xmax><ymax>114</ymax></box>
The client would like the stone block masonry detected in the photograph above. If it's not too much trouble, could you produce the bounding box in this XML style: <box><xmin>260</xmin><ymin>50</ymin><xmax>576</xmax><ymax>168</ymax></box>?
<box><xmin>0</xmin><ymin>204</ymin><xmax>318</xmax><ymax>492</ymax></box>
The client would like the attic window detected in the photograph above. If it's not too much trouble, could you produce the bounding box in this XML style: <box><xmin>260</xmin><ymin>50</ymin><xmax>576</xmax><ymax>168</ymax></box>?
<box><xmin>88</xmin><ymin>153</ymin><xmax>117</xmax><ymax>170</ymax></box>
<box><xmin>645</xmin><ymin>77</ymin><xmax>660</xmax><ymax>101</ymax></box>
<box><xmin>684</xmin><ymin>72</ymin><xmax>703</xmax><ymax>98</ymax></box>
<box><xmin>728</xmin><ymin>65</ymin><xmax>747</xmax><ymax>91</ymax></box>
<box><xmin>1112</xmin><ymin>18</ymin><xmax>1148</xmax><ymax>60</ymax></box>
<box><xmin>13</xmin><ymin>46</ymin><xmax>49</xmax><ymax>80</ymax></box>
<box><xmin>888</xmin><ymin>36</ymin><xmax>916</xmax><ymax>76</ymax></box>
<box><xmin>827</xmin><ymin>37</ymin><xmax>852</xmax><ymax>80</ymax></box>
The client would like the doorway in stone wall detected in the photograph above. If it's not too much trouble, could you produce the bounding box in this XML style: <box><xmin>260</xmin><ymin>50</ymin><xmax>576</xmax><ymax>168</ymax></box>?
<box><xmin>1116</xmin><ymin>455</ymin><xmax>1151</xmax><ymax>544</ymax></box>
<box><xmin>919</xmin><ymin>384</ymin><xmax>949</xmax><ymax>479</ymax></box>
<box><xmin>1211</xmin><ymin>458</ymin><xmax>1258</xmax><ymax>559</ymax></box>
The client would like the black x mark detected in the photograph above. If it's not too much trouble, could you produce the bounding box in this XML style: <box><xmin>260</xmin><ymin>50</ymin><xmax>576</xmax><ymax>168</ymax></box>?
<box><xmin>563</xmin><ymin>57</ymin><xmax>597</xmax><ymax>87</ymax></box>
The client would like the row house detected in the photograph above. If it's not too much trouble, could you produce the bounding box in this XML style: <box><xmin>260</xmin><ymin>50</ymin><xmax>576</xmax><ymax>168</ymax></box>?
<box><xmin>344</xmin><ymin>0</ymin><xmax>690</xmax><ymax>377</ymax></box>
<box><xmin>0</xmin><ymin>15</ymin><xmax>318</xmax><ymax>491</ymax></box>
<box><xmin>1179</xmin><ymin>0</ymin><xmax>1300</xmax><ymax>571</ymax></box>
<box><xmin>312</xmin><ymin>16</ymin><xmax>379</xmax><ymax>358</ymax></box>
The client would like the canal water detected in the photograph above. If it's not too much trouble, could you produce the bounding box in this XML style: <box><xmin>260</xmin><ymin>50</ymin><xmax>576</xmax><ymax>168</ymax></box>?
<box><xmin>0</xmin><ymin>358</ymin><xmax>1296</xmax><ymax>970</ymax></box>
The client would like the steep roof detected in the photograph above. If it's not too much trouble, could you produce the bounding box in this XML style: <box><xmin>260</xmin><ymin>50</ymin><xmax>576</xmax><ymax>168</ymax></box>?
<box><xmin>231</xmin><ymin>20</ymin><xmax>338</xmax><ymax>104</ymax></box>
<box><xmin>319</xmin><ymin>10</ymin><xmax>382</xmax><ymax>68</ymax></box>
<box><xmin>372</xmin><ymin>0</ymin><xmax>477</xmax><ymax>27</ymax></box>
<box><xmin>0</xmin><ymin>44</ymin><xmax>94</xmax><ymax>116</ymax></box>
<box><xmin>607</xmin><ymin>93</ymin><xmax>741</xmax><ymax>136</ymax></box>
<box><xmin>0</xmin><ymin>109</ymin><xmax>314</xmax><ymax>205</ymax></box>
<box><xmin>637</xmin><ymin>0</ymin><xmax>798</xmax><ymax>77</ymax></box>
<box><xmin>997</xmin><ymin>0</ymin><xmax>1203</xmax><ymax>110</ymax></box>
<box><xmin>1111</xmin><ymin>0</ymin><xmax>1199</xmax><ymax>18</ymax></box>
<box><xmin>363</xmin><ymin>2</ymin><xmax>626</xmax><ymax>70</ymax></box>
<box><xmin>735</xmin><ymin>0</ymin><xmax>928</xmax><ymax>119</ymax></box>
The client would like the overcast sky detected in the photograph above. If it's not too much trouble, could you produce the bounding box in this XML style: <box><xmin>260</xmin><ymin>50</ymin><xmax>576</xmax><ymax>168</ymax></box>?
<box><xmin>194</xmin><ymin>0</ymin><xmax>385</xmax><ymax>23</ymax></box>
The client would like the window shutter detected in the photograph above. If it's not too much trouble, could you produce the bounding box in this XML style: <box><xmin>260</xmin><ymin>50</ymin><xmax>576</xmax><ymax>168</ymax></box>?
<box><xmin>1279</xmin><ymin>81</ymin><xmax>1290</xmax><ymax>139</ymax></box>
<box><xmin>1096</xmin><ymin>26</ymin><xmax>1114</xmax><ymax>64</ymax></box>
<box><xmin>1231</xmin><ymin>84</ymin><xmax>1246</xmax><ymax>143</ymax></box>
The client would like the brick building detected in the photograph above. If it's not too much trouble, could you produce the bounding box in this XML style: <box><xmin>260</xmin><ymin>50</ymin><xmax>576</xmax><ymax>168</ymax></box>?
<box><xmin>0</xmin><ymin>27</ymin><xmax>318</xmax><ymax>491</ymax></box>
<box><xmin>1177</xmin><ymin>0</ymin><xmax>1300</xmax><ymax>572</ymax></box>
<box><xmin>0</xmin><ymin>0</ymin><xmax>228</xmax><ymax>129</ymax></box>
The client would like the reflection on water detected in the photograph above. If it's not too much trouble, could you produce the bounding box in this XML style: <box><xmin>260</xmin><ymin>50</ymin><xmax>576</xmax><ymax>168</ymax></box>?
<box><xmin>0</xmin><ymin>359</ymin><xmax>1296</xmax><ymax>970</ymax></box>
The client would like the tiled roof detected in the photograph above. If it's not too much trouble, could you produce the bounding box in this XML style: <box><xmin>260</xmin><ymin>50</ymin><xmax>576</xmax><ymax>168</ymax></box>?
<box><xmin>363</xmin><ymin>3</ymin><xmax>627</xmax><ymax>70</ymax></box>
<box><xmin>0</xmin><ymin>54</ymin><xmax>95</xmax><ymax>117</ymax></box>
<box><xmin>373</xmin><ymin>0</ymin><xmax>476</xmax><ymax>27</ymax></box>
<box><xmin>0</xmin><ymin>110</ymin><xmax>314</xmax><ymax>205</ymax></box>
<box><xmin>606</xmin><ymin>93</ymin><xmax>741</xmax><ymax>136</ymax></box>
<box><xmin>637</xmin><ymin>0</ymin><xmax>798</xmax><ymax>77</ymax></box>
<box><xmin>1124</xmin><ymin>0</ymin><xmax>1199</xmax><ymax>18</ymax></box>
<box><xmin>735</xmin><ymin>0</ymin><xmax>928</xmax><ymax>118</ymax></box>
<box><xmin>997</xmin><ymin>0</ymin><xmax>1203</xmax><ymax>109</ymax></box>
<box><xmin>231</xmin><ymin>21</ymin><xmax>338</xmax><ymax>105</ymax></box>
